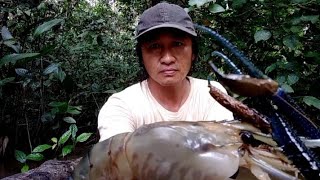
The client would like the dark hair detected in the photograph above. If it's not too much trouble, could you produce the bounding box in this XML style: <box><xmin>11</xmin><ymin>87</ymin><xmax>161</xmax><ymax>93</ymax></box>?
<box><xmin>135</xmin><ymin>28</ymin><xmax>199</xmax><ymax>81</ymax></box>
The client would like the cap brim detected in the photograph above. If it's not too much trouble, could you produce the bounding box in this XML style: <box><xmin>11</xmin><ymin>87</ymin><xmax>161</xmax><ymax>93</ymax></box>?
<box><xmin>135</xmin><ymin>23</ymin><xmax>197</xmax><ymax>39</ymax></box>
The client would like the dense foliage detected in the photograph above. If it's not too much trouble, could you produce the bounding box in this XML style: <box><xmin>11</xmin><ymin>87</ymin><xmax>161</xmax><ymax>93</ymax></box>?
<box><xmin>0</xmin><ymin>0</ymin><xmax>319</xmax><ymax>176</ymax></box>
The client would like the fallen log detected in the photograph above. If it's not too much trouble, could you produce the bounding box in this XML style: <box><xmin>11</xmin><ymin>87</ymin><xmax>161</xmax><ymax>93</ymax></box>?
<box><xmin>2</xmin><ymin>158</ymin><xmax>81</xmax><ymax>180</ymax></box>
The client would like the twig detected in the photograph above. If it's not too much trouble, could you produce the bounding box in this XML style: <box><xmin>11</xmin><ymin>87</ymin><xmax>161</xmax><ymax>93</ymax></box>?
<box><xmin>24</xmin><ymin>114</ymin><xmax>33</xmax><ymax>152</ymax></box>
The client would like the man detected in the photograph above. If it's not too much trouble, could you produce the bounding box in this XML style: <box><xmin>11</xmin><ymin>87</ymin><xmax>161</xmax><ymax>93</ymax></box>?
<box><xmin>98</xmin><ymin>2</ymin><xmax>233</xmax><ymax>141</ymax></box>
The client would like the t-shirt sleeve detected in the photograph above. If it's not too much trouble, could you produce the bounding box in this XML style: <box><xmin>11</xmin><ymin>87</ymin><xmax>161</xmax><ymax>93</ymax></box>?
<box><xmin>207</xmin><ymin>81</ymin><xmax>234</xmax><ymax>121</ymax></box>
<box><xmin>98</xmin><ymin>95</ymin><xmax>135</xmax><ymax>142</ymax></box>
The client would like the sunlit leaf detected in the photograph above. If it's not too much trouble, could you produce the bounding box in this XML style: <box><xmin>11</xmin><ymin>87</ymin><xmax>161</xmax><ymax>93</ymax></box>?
<box><xmin>21</xmin><ymin>164</ymin><xmax>29</xmax><ymax>173</ymax></box>
<box><xmin>76</xmin><ymin>133</ymin><xmax>92</xmax><ymax>143</ymax></box>
<box><xmin>26</xmin><ymin>153</ymin><xmax>44</xmax><ymax>161</ymax></box>
<box><xmin>303</xmin><ymin>96</ymin><xmax>320</xmax><ymax>109</ymax></box>
<box><xmin>32</xmin><ymin>144</ymin><xmax>52</xmax><ymax>153</ymax></box>
<box><xmin>0</xmin><ymin>53</ymin><xmax>40</xmax><ymax>67</ymax></box>
<box><xmin>69</xmin><ymin>124</ymin><xmax>78</xmax><ymax>140</ymax></box>
<box><xmin>34</xmin><ymin>19</ymin><xmax>64</xmax><ymax>37</ymax></box>
<box><xmin>15</xmin><ymin>150</ymin><xmax>26</xmax><ymax>163</ymax></box>
<box><xmin>209</xmin><ymin>4</ymin><xmax>225</xmax><ymax>13</ymax></box>
<box><xmin>51</xmin><ymin>137</ymin><xmax>57</xmax><ymax>143</ymax></box>
<box><xmin>61</xmin><ymin>145</ymin><xmax>73</xmax><ymax>157</ymax></box>
<box><xmin>189</xmin><ymin>0</ymin><xmax>215</xmax><ymax>8</ymax></box>
<box><xmin>58</xmin><ymin>129</ymin><xmax>71</xmax><ymax>146</ymax></box>
<box><xmin>254</xmin><ymin>30</ymin><xmax>271</xmax><ymax>43</ymax></box>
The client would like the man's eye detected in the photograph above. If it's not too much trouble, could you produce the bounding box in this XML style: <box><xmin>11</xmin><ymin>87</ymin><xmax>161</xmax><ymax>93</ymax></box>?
<box><xmin>173</xmin><ymin>42</ymin><xmax>183</xmax><ymax>47</ymax></box>
<box><xmin>149</xmin><ymin>43</ymin><xmax>161</xmax><ymax>49</ymax></box>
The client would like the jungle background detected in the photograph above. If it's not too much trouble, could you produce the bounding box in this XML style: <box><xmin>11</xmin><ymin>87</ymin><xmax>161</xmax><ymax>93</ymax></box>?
<box><xmin>0</xmin><ymin>0</ymin><xmax>319</xmax><ymax>178</ymax></box>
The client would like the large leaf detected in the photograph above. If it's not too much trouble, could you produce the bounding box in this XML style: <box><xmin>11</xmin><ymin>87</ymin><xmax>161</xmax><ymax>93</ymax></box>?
<box><xmin>69</xmin><ymin>124</ymin><xmax>78</xmax><ymax>141</ymax></box>
<box><xmin>254</xmin><ymin>30</ymin><xmax>271</xmax><ymax>43</ymax></box>
<box><xmin>303</xmin><ymin>96</ymin><xmax>320</xmax><ymax>109</ymax></box>
<box><xmin>189</xmin><ymin>0</ymin><xmax>215</xmax><ymax>8</ymax></box>
<box><xmin>76</xmin><ymin>133</ymin><xmax>92</xmax><ymax>143</ymax></box>
<box><xmin>0</xmin><ymin>53</ymin><xmax>40</xmax><ymax>67</ymax></box>
<box><xmin>287</xmin><ymin>74</ymin><xmax>299</xmax><ymax>85</ymax></box>
<box><xmin>34</xmin><ymin>19</ymin><xmax>64</xmax><ymax>37</ymax></box>
<box><xmin>32</xmin><ymin>144</ymin><xmax>52</xmax><ymax>153</ymax></box>
<box><xmin>26</xmin><ymin>153</ymin><xmax>44</xmax><ymax>161</ymax></box>
<box><xmin>283</xmin><ymin>35</ymin><xmax>301</xmax><ymax>49</ymax></box>
<box><xmin>61</xmin><ymin>145</ymin><xmax>73</xmax><ymax>157</ymax></box>
<box><xmin>209</xmin><ymin>4</ymin><xmax>225</xmax><ymax>13</ymax></box>
<box><xmin>15</xmin><ymin>150</ymin><xmax>26</xmax><ymax>163</ymax></box>
<box><xmin>58</xmin><ymin>129</ymin><xmax>71</xmax><ymax>146</ymax></box>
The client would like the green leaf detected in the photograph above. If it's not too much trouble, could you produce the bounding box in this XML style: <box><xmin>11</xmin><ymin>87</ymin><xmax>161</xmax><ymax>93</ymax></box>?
<box><xmin>51</xmin><ymin>137</ymin><xmax>57</xmax><ymax>143</ymax></box>
<box><xmin>287</xmin><ymin>74</ymin><xmax>299</xmax><ymax>85</ymax></box>
<box><xmin>43</xmin><ymin>63</ymin><xmax>59</xmax><ymax>75</ymax></box>
<box><xmin>3</xmin><ymin>39</ymin><xmax>21</xmax><ymax>53</ymax></box>
<box><xmin>283</xmin><ymin>35</ymin><xmax>301</xmax><ymax>49</ymax></box>
<box><xmin>69</xmin><ymin>124</ymin><xmax>78</xmax><ymax>140</ymax></box>
<box><xmin>32</xmin><ymin>144</ymin><xmax>52</xmax><ymax>153</ymax></box>
<box><xmin>0</xmin><ymin>77</ymin><xmax>15</xmax><ymax>87</ymax></box>
<box><xmin>67</xmin><ymin>106</ymin><xmax>82</xmax><ymax>115</ymax></box>
<box><xmin>54</xmin><ymin>70</ymin><xmax>66</xmax><ymax>82</ymax></box>
<box><xmin>21</xmin><ymin>164</ymin><xmax>29</xmax><ymax>173</ymax></box>
<box><xmin>48</xmin><ymin>101</ymin><xmax>68</xmax><ymax>113</ymax></box>
<box><xmin>15</xmin><ymin>150</ymin><xmax>27</xmax><ymax>163</ymax></box>
<box><xmin>61</xmin><ymin>145</ymin><xmax>73</xmax><ymax>157</ymax></box>
<box><xmin>291</xmin><ymin>0</ymin><xmax>308</xmax><ymax>3</ymax></box>
<box><xmin>209</xmin><ymin>4</ymin><xmax>225</xmax><ymax>13</ymax></box>
<box><xmin>76</xmin><ymin>133</ymin><xmax>92</xmax><ymax>143</ymax></box>
<box><xmin>26</xmin><ymin>153</ymin><xmax>44</xmax><ymax>161</ymax></box>
<box><xmin>303</xmin><ymin>96</ymin><xmax>320</xmax><ymax>109</ymax></box>
<box><xmin>34</xmin><ymin>19</ymin><xmax>64</xmax><ymax>37</ymax></box>
<box><xmin>265</xmin><ymin>63</ymin><xmax>277</xmax><ymax>74</ymax></box>
<box><xmin>58</xmin><ymin>129</ymin><xmax>71</xmax><ymax>146</ymax></box>
<box><xmin>232</xmin><ymin>0</ymin><xmax>247</xmax><ymax>8</ymax></box>
<box><xmin>188</xmin><ymin>0</ymin><xmax>214</xmax><ymax>8</ymax></box>
<box><xmin>281</xmin><ymin>84</ymin><xmax>294</xmax><ymax>93</ymax></box>
<box><xmin>63</xmin><ymin>117</ymin><xmax>76</xmax><ymax>124</ymax></box>
<box><xmin>0</xmin><ymin>53</ymin><xmax>40</xmax><ymax>67</ymax></box>
<box><xmin>301</xmin><ymin>15</ymin><xmax>319</xmax><ymax>24</ymax></box>
<box><xmin>254</xmin><ymin>30</ymin><xmax>272</xmax><ymax>43</ymax></box>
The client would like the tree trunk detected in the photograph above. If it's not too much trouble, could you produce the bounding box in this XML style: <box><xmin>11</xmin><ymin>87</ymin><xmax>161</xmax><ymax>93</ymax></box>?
<box><xmin>2</xmin><ymin>158</ymin><xmax>81</xmax><ymax>180</ymax></box>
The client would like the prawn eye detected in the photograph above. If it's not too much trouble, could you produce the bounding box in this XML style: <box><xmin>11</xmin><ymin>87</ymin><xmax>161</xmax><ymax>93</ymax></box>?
<box><xmin>240</xmin><ymin>131</ymin><xmax>254</xmax><ymax>144</ymax></box>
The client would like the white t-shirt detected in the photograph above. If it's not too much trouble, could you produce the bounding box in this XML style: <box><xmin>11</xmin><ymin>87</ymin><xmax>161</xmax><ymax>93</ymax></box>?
<box><xmin>98</xmin><ymin>77</ymin><xmax>234</xmax><ymax>141</ymax></box>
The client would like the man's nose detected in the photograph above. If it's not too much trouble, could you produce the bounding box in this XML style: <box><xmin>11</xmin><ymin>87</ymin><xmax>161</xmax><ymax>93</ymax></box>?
<box><xmin>160</xmin><ymin>49</ymin><xmax>175</xmax><ymax>64</ymax></box>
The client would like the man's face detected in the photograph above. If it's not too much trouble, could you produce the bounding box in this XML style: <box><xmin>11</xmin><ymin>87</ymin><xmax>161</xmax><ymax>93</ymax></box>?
<box><xmin>141</xmin><ymin>30</ymin><xmax>194</xmax><ymax>86</ymax></box>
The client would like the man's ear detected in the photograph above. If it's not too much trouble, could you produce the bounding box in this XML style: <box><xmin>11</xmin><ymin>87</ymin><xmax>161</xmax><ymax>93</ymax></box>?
<box><xmin>192</xmin><ymin>54</ymin><xmax>196</xmax><ymax>61</ymax></box>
